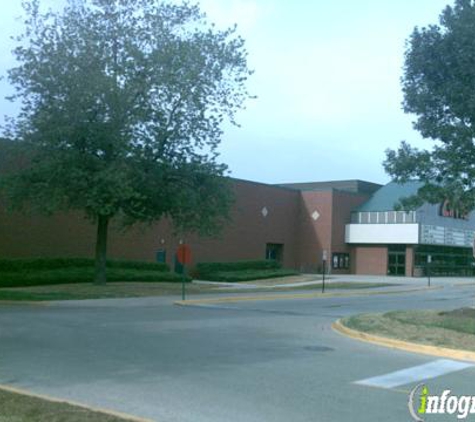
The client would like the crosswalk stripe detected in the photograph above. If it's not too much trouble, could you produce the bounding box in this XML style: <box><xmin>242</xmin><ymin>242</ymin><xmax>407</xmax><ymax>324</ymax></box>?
<box><xmin>354</xmin><ymin>359</ymin><xmax>474</xmax><ymax>389</ymax></box>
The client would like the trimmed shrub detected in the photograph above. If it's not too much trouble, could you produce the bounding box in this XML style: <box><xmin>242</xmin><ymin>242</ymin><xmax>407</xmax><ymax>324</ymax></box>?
<box><xmin>0</xmin><ymin>268</ymin><xmax>187</xmax><ymax>288</ymax></box>
<box><xmin>0</xmin><ymin>258</ymin><xmax>92</xmax><ymax>272</ymax></box>
<box><xmin>0</xmin><ymin>258</ymin><xmax>180</xmax><ymax>288</ymax></box>
<box><xmin>0</xmin><ymin>258</ymin><xmax>169</xmax><ymax>273</ymax></box>
<box><xmin>196</xmin><ymin>260</ymin><xmax>280</xmax><ymax>278</ymax></box>
<box><xmin>194</xmin><ymin>259</ymin><xmax>298</xmax><ymax>282</ymax></box>
<box><xmin>107</xmin><ymin>260</ymin><xmax>169</xmax><ymax>272</ymax></box>
<box><xmin>205</xmin><ymin>268</ymin><xmax>299</xmax><ymax>282</ymax></box>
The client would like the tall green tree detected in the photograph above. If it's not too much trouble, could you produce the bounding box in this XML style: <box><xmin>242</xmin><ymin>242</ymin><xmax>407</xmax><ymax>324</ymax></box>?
<box><xmin>384</xmin><ymin>0</ymin><xmax>475</xmax><ymax>212</ymax></box>
<box><xmin>1</xmin><ymin>0</ymin><xmax>253</xmax><ymax>284</ymax></box>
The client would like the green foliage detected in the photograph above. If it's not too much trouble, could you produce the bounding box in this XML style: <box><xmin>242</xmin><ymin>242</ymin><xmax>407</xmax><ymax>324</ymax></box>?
<box><xmin>0</xmin><ymin>258</ymin><xmax>169</xmax><ymax>272</ymax></box>
<box><xmin>196</xmin><ymin>260</ymin><xmax>281</xmax><ymax>275</ymax></box>
<box><xmin>0</xmin><ymin>258</ymin><xmax>183</xmax><ymax>287</ymax></box>
<box><xmin>203</xmin><ymin>269</ymin><xmax>299</xmax><ymax>282</ymax></box>
<box><xmin>195</xmin><ymin>260</ymin><xmax>298</xmax><ymax>282</ymax></box>
<box><xmin>384</xmin><ymin>0</ymin><xmax>475</xmax><ymax>211</ymax></box>
<box><xmin>0</xmin><ymin>0</ymin><xmax>253</xmax><ymax>283</ymax></box>
<box><xmin>0</xmin><ymin>258</ymin><xmax>92</xmax><ymax>272</ymax></box>
<box><xmin>0</xmin><ymin>268</ymin><xmax>186</xmax><ymax>288</ymax></box>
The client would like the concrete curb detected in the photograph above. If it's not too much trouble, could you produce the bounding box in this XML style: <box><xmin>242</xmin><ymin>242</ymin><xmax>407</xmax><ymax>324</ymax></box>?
<box><xmin>332</xmin><ymin>319</ymin><xmax>475</xmax><ymax>363</ymax></box>
<box><xmin>452</xmin><ymin>282</ymin><xmax>475</xmax><ymax>287</ymax></box>
<box><xmin>0</xmin><ymin>300</ymin><xmax>50</xmax><ymax>306</ymax></box>
<box><xmin>174</xmin><ymin>285</ymin><xmax>443</xmax><ymax>306</ymax></box>
<box><xmin>0</xmin><ymin>384</ymin><xmax>154</xmax><ymax>422</ymax></box>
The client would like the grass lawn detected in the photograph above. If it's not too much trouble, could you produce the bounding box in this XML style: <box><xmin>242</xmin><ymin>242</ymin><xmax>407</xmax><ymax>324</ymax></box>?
<box><xmin>0</xmin><ymin>388</ymin><xmax>137</xmax><ymax>422</ymax></box>
<box><xmin>0</xmin><ymin>280</ymin><xmax>399</xmax><ymax>301</ymax></box>
<box><xmin>342</xmin><ymin>308</ymin><xmax>475</xmax><ymax>352</ymax></box>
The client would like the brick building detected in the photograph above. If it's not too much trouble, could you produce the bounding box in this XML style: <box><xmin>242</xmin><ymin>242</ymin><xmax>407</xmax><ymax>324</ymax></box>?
<box><xmin>2</xmin><ymin>139</ymin><xmax>475</xmax><ymax>276</ymax></box>
<box><xmin>346</xmin><ymin>181</ymin><xmax>475</xmax><ymax>276</ymax></box>
<box><xmin>0</xmin><ymin>178</ymin><xmax>379</xmax><ymax>274</ymax></box>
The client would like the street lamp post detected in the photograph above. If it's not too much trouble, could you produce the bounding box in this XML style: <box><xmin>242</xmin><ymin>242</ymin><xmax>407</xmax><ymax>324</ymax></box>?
<box><xmin>322</xmin><ymin>250</ymin><xmax>328</xmax><ymax>293</ymax></box>
<box><xmin>427</xmin><ymin>254</ymin><xmax>432</xmax><ymax>288</ymax></box>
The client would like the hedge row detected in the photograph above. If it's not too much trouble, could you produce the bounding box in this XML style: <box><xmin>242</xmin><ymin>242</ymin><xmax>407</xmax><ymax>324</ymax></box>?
<box><xmin>203</xmin><ymin>268</ymin><xmax>299</xmax><ymax>282</ymax></box>
<box><xmin>196</xmin><ymin>260</ymin><xmax>280</xmax><ymax>277</ymax></box>
<box><xmin>194</xmin><ymin>260</ymin><xmax>299</xmax><ymax>282</ymax></box>
<box><xmin>0</xmin><ymin>268</ymin><xmax>187</xmax><ymax>288</ymax></box>
<box><xmin>0</xmin><ymin>258</ymin><xmax>169</xmax><ymax>273</ymax></box>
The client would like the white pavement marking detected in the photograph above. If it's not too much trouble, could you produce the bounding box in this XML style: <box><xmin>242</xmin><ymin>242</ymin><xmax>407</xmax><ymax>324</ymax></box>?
<box><xmin>355</xmin><ymin>359</ymin><xmax>474</xmax><ymax>389</ymax></box>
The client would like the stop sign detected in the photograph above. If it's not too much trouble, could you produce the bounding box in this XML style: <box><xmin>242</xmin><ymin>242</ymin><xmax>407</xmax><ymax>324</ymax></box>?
<box><xmin>176</xmin><ymin>244</ymin><xmax>192</xmax><ymax>266</ymax></box>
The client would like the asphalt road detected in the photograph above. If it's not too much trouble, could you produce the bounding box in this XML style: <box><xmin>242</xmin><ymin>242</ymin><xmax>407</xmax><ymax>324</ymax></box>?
<box><xmin>0</xmin><ymin>280</ymin><xmax>474</xmax><ymax>421</ymax></box>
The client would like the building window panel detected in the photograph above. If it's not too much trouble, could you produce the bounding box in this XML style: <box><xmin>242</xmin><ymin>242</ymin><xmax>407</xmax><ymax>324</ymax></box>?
<box><xmin>396</xmin><ymin>212</ymin><xmax>404</xmax><ymax>224</ymax></box>
<box><xmin>332</xmin><ymin>253</ymin><xmax>350</xmax><ymax>270</ymax></box>
<box><xmin>369</xmin><ymin>212</ymin><xmax>378</xmax><ymax>224</ymax></box>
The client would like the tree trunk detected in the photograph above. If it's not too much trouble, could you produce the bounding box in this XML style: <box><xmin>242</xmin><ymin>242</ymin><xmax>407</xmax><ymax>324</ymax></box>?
<box><xmin>94</xmin><ymin>214</ymin><xmax>110</xmax><ymax>285</ymax></box>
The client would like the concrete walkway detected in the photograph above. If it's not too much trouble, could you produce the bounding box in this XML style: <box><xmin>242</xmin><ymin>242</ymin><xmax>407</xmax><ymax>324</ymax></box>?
<box><xmin>193</xmin><ymin>274</ymin><xmax>475</xmax><ymax>291</ymax></box>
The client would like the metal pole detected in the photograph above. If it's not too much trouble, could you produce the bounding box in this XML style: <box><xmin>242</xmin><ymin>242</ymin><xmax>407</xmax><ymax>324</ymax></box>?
<box><xmin>322</xmin><ymin>259</ymin><xmax>326</xmax><ymax>293</ymax></box>
<box><xmin>182</xmin><ymin>264</ymin><xmax>186</xmax><ymax>301</ymax></box>
<box><xmin>427</xmin><ymin>262</ymin><xmax>431</xmax><ymax>288</ymax></box>
<box><xmin>427</xmin><ymin>255</ymin><xmax>431</xmax><ymax>288</ymax></box>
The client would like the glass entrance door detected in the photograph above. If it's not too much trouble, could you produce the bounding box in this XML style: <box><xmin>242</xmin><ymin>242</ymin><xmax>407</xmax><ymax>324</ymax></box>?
<box><xmin>388</xmin><ymin>245</ymin><xmax>406</xmax><ymax>276</ymax></box>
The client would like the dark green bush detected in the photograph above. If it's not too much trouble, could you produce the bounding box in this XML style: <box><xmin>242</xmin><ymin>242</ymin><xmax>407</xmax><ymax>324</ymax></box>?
<box><xmin>106</xmin><ymin>260</ymin><xmax>169</xmax><ymax>272</ymax></box>
<box><xmin>0</xmin><ymin>258</ymin><xmax>92</xmax><ymax>272</ymax></box>
<box><xmin>0</xmin><ymin>258</ymin><xmax>169</xmax><ymax>273</ymax></box>
<box><xmin>0</xmin><ymin>267</ymin><xmax>187</xmax><ymax>288</ymax></box>
<box><xmin>202</xmin><ymin>268</ymin><xmax>298</xmax><ymax>282</ymax></box>
<box><xmin>194</xmin><ymin>260</ymin><xmax>299</xmax><ymax>282</ymax></box>
<box><xmin>0</xmin><ymin>258</ymin><xmax>179</xmax><ymax>288</ymax></box>
<box><xmin>196</xmin><ymin>260</ymin><xmax>280</xmax><ymax>278</ymax></box>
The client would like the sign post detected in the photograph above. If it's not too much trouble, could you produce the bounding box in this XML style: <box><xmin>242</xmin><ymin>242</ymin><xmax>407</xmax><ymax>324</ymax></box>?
<box><xmin>176</xmin><ymin>244</ymin><xmax>192</xmax><ymax>301</ymax></box>
<box><xmin>322</xmin><ymin>250</ymin><xmax>328</xmax><ymax>293</ymax></box>
<box><xmin>427</xmin><ymin>254</ymin><xmax>432</xmax><ymax>288</ymax></box>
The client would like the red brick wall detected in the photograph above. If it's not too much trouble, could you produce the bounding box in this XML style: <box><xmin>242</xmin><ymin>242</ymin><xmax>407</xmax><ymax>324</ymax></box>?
<box><xmin>330</xmin><ymin>190</ymin><xmax>372</xmax><ymax>274</ymax></box>
<box><xmin>405</xmin><ymin>246</ymin><xmax>414</xmax><ymax>277</ymax></box>
<box><xmin>295</xmin><ymin>189</ymin><xmax>371</xmax><ymax>273</ymax></box>
<box><xmin>296</xmin><ymin>191</ymin><xmax>333</xmax><ymax>272</ymax></box>
<box><xmin>0</xmin><ymin>179</ymin><xmax>301</xmax><ymax>269</ymax></box>
<box><xmin>0</xmin><ymin>176</ymin><xmax>381</xmax><ymax>274</ymax></box>
<box><xmin>353</xmin><ymin>245</ymin><xmax>388</xmax><ymax>275</ymax></box>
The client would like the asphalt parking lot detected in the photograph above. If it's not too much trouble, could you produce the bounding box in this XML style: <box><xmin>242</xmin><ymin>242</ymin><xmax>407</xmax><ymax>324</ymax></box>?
<box><xmin>1</xmin><ymin>278</ymin><xmax>474</xmax><ymax>421</ymax></box>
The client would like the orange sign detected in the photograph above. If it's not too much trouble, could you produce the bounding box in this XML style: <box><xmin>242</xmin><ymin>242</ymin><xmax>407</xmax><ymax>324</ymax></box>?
<box><xmin>176</xmin><ymin>244</ymin><xmax>192</xmax><ymax>265</ymax></box>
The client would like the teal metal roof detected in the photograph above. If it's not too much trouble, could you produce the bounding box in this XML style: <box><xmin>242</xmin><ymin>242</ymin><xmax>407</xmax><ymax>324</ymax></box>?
<box><xmin>356</xmin><ymin>181</ymin><xmax>424</xmax><ymax>212</ymax></box>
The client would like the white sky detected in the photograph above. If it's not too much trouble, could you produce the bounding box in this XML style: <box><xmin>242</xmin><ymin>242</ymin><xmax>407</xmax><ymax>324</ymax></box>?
<box><xmin>0</xmin><ymin>0</ymin><xmax>452</xmax><ymax>185</ymax></box>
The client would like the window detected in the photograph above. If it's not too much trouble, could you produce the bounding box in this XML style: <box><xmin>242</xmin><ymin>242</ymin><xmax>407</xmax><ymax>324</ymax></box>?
<box><xmin>387</xmin><ymin>244</ymin><xmax>406</xmax><ymax>276</ymax></box>
<box><xmin>266</xmin><ymin>243</ymin><xmax>284</xmax><ymax>263</ymax></box>
<box><xmin>156</xmin><ymin>249</ymin><xmax>166</xmax><ymax>263</ymax></box>
<box><xmin>332</xmin><ymin>253</ymin><xmax>349</xmax><ymax>269</ymax></box>
<box><xmin>414</xmin><ymin>245</ymin><xmax>475</xmax><ymax>276</ymax></box>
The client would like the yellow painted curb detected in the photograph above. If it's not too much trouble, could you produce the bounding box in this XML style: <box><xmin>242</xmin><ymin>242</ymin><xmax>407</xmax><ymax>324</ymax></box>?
<box><xmin>0</xmin><ymin>384</ymin><xmax>154</xmax><ymax>422</ymax></box>
<box><xmin>332</xmin><ymin>319</ymin><xmax>475</xmax><ymax>363</ymax></box>
<box><xmin>175</xmin><ymin>285</ymin><xmax>443</xmax><ymax>306</ymax></box>
<box><xmin>453</xmin><ymin>282</ymin><xmax>475</xmax><ymax>287</ymax></box>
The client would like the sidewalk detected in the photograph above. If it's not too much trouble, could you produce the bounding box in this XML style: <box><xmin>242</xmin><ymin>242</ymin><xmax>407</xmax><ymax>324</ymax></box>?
<box><xmin>193</xmin><ymin>273</ymin><xmax>473</xmax><ymax>290</ymax></box>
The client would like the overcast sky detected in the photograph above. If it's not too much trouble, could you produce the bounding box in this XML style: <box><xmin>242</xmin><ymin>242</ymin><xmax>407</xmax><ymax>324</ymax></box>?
<box><xmin>0</xmin><ymin>0</ymin><xmax>452</xmax><ymax>185</ymax></box>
